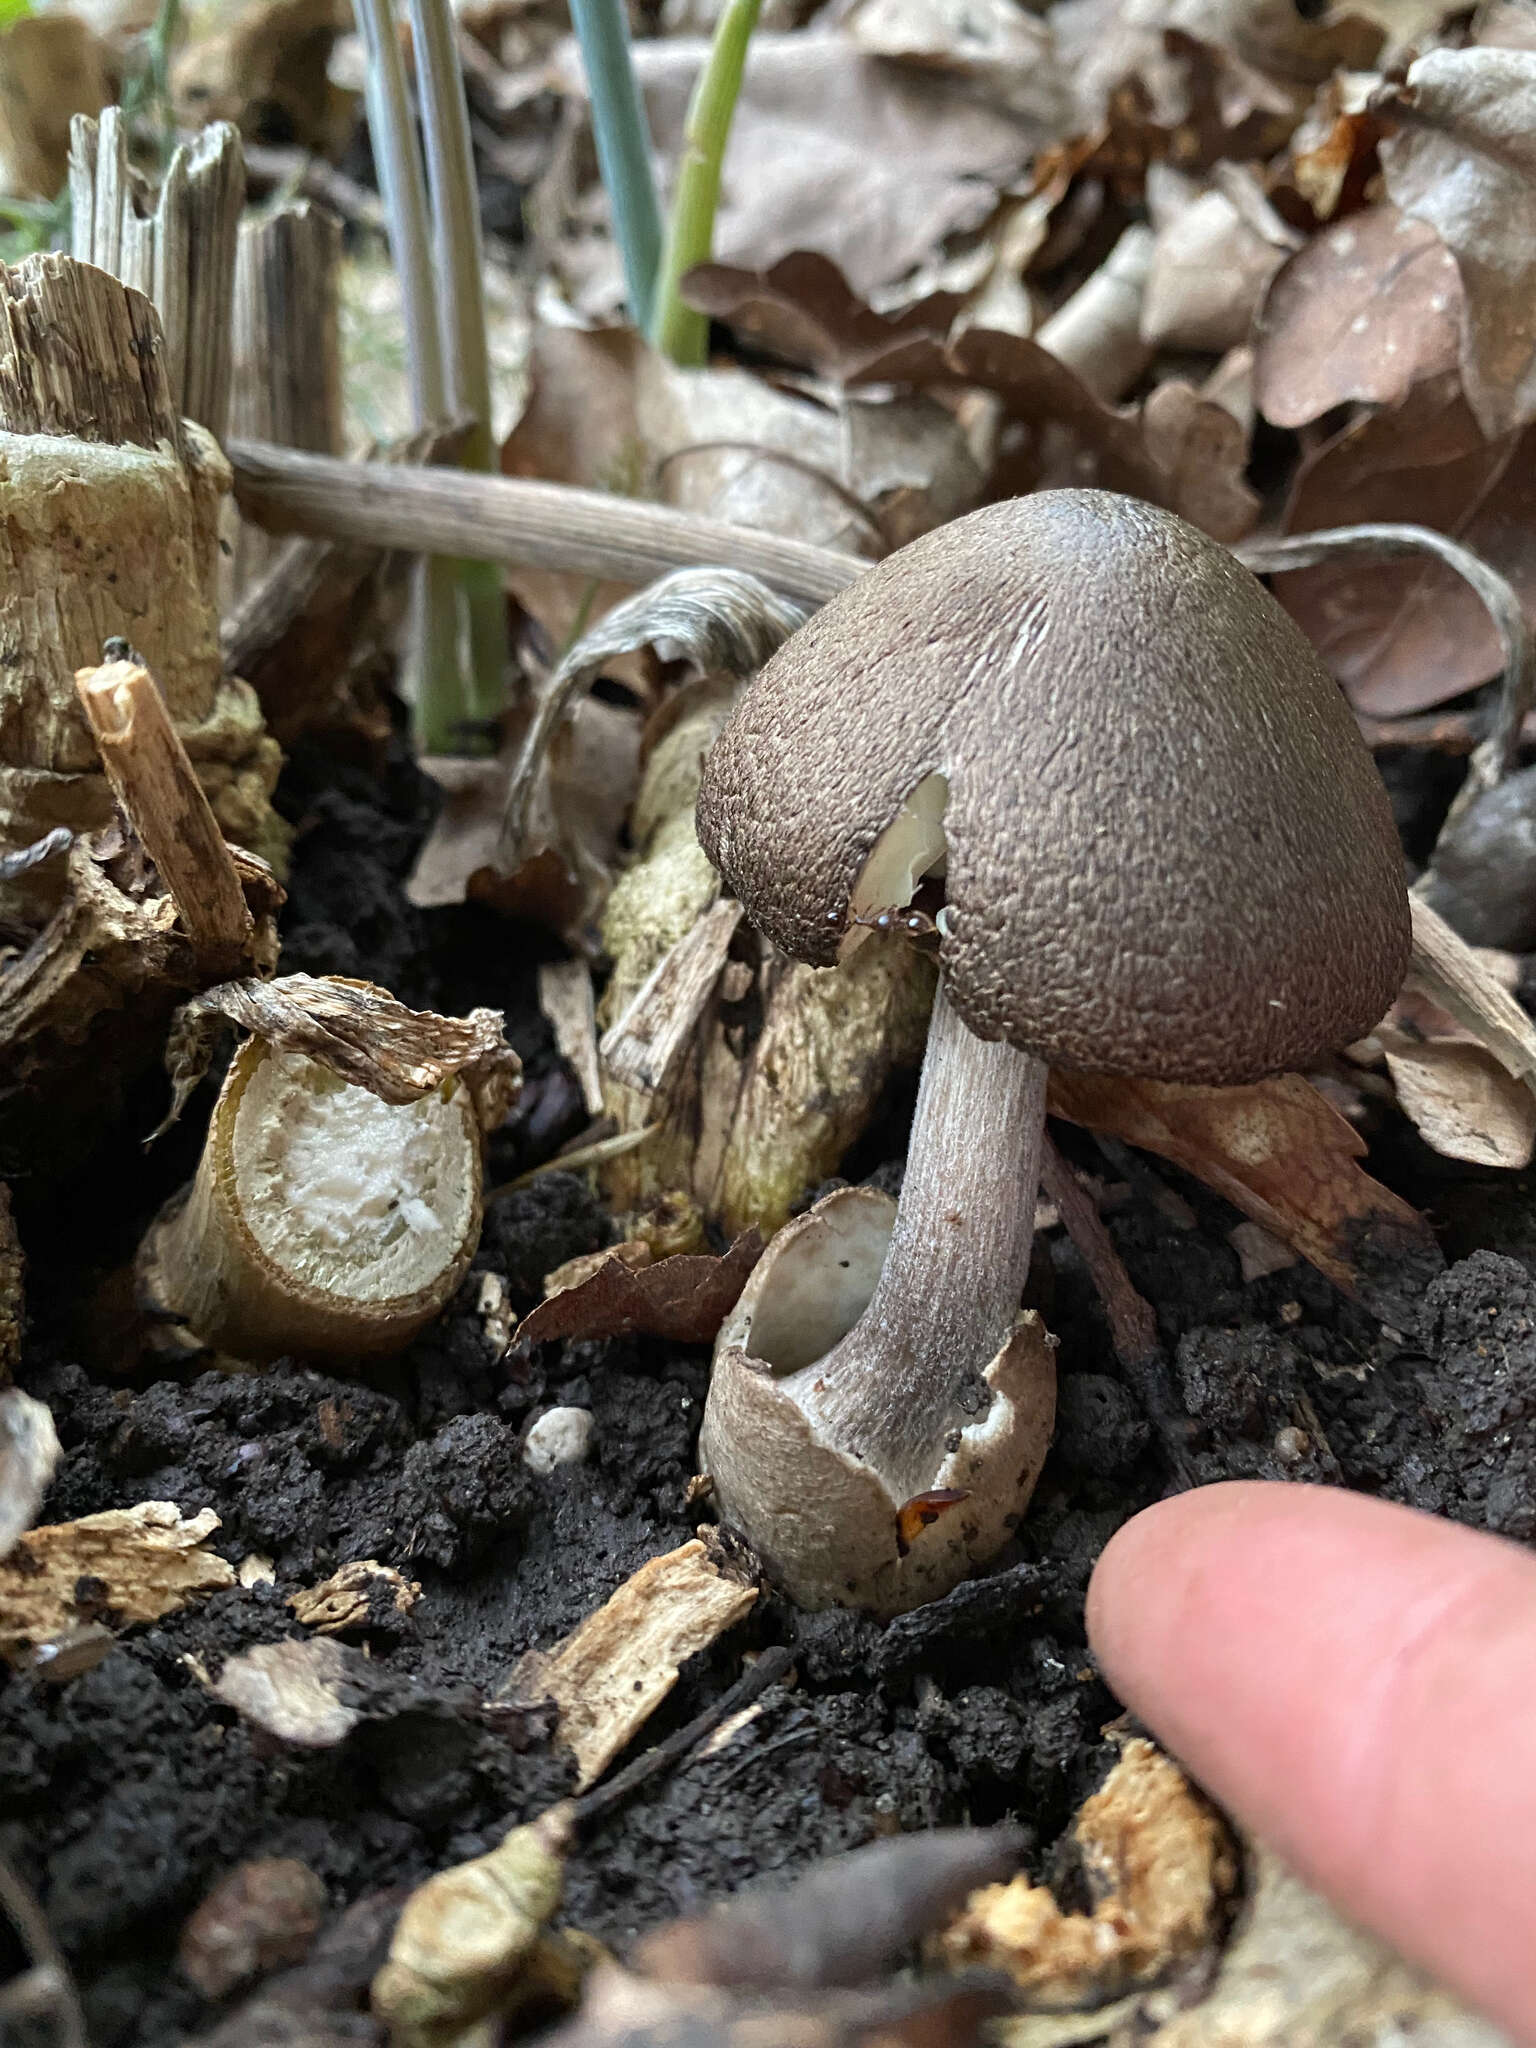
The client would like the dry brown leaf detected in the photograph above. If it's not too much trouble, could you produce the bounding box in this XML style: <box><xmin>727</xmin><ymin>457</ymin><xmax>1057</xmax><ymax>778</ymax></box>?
<box><xmin>164</xmin><ymin>973</ymin><xmax>520</xmax><ymax>1128</ymax></box>
<box><xmin>211</xmin><ymin>1637</ymin><xmax>361</xmax><ymax>1747</ymax></box>
<box><xmin>683</xmin><ymin>251</ymin><xmax>964</xmax><ymax>380</ymax></box>
<box><xmin>938</xmin><ymin>1738</ymin><xmax>1235</xmax><ymax>2001</ymax></box>
<box><xmin>288</xmin><ymin>1559</ymin><xmax>421</xmax><ymax>1635</ymax></box>
<box><xmin>839</xmin><ymin>0</ymin><xmax>1061</xmax><ymax>118</ymax></box>
<box><xmin>884</xmin><ymin>324</ymin><xmax>1259</xmax><ymax>539</ymax></box>
<box><xmin>0</xmin><ymin>1500</ymin><xmax>235</xmax><ymax>1665</ymax></box>
<box><xmin>506</xmin><ymin>1538</ymin><xmax>758</xmax><ymax>1788</ymax></box>
<box><xmin>1275</xmin><ymin>377</ymin><xmax>1534</xmax><ymax>715</ymax></box>
<box><xmin>0</xmin><ymin>1387</ymin><xmax>59</xmax><ymax>1560</ymax></box>
<box><xmin>1254</xmin><ymin>206</ymin><xmax>1462</xmax><ymax>428</ymax></box>
<box><xmin>1141</xmin><ymin>164</ymin><xmax>1297</xmax><ymax>355</ymax></box>
<box><xmin>1047</xmin><ymin>1070</ymin><xmax>1439</xmax><ymax>1325</ymax></box>
<box><xmin>1381</xmin><ymin>1032</ymin><xmax>1536</xmax><ymax>1168</ymax></box>
<box><xmin>412</xmin><ymin>699</ymin><xmax>642</xmax><ymax>932</ymax></box>
<box><xmin>0</xmin><ymin>13</ymin><xmax>110</xmax><ymax>201</ymax></box>
<box><xmin>1054</xmin><ymin>0</ymin><xmax>1380</xmax><ymax>171</ymax></box>
<box><xmin>503</xmin><ymin>321</ymin><xmax>980</xmax><ymax>591</ymax></box>
<box><xmin>678</xmin><ymin>253</ymin><xmax>1259</xmax><ymax>537</ymax></box>
<box><xmin>1275</xmin><ymin>71</ymin><xmax>1390</xmax><ymax>225</ymax></box>
<box><xmin>1376</xmin><ymin>46</ymin><xmax>1536</xmax><ymax>438</ymax></box>
<box><xmin>516</xmin><ymin>1232</ymin><xmax>763</xmax><ymax>1347</ymax></box>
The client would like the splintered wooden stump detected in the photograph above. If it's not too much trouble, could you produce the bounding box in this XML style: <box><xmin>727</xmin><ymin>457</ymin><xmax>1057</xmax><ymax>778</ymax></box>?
<box><xmin>0</xmin><ymin>253</ymin><xmax>284</xmax><ymax>916</ymax></box>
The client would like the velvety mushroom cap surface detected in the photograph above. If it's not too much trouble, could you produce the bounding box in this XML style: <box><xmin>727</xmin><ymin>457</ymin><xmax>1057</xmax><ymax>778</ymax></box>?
<box><xmin>697</xmin><ymin>489</ymin><xmax>1409</xmax><ymax>1084</ymax></box>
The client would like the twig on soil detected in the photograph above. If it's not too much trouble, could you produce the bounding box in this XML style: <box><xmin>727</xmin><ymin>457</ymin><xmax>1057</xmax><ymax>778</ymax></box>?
<box><xmin>570</xmin><ymin>1641</ymin><xmax>795</xmax><ymax>1826</ymax></box>
<box><xmin>488</xmin><ymin>1122</ymin><xmax>657</xmax><ymax>1195</ymax></box>
<box><xmin>226</xmin><ymin>438</ymin><xmax>866</xmax><ymax>604</ymax></box>
<box><xmin>1039</xmin><ymin>1136</ymin><xmax>1158</xmax><ymax>1369</ymax></box>
<box><xmin>0</xmin><ymin>1854</ymin><xmax>88</xmax><ymax>2048</ymax></box>
<box><xmin>634</xmin><ymin>1824</ymin><xmax>1026</xmax><ymax>1990</ymax></box>
<box><xmin>1039</xmin><ymin>1135</ymin><xmax>1194</xmax><ymax>1486</ymax></box>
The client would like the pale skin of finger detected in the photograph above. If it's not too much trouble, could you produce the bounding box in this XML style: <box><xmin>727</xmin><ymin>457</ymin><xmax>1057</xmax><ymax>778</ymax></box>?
<box><xmin>1085</xmin><ymin>1481</ymin><xmax>1536</xmax><ymax>2044</ymax></box>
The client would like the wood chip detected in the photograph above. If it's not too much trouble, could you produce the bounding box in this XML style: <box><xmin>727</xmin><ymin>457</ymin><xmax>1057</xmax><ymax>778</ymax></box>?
<box><xmin>938</xmin><ymin>1739</ymin><xmax>1235</xmax><ymax>2004</ymax></box>
<box><xmin>1407</xmin><ymin>894</ymin><xmax>1536</xmax><ymax>1092</ymax></box>
<box><xmin>288</xmin><ymin>1560</ymin><xmax>421</xmax><ymax>1634</ymax></box>
<box><xmin>1228</xmin><ymin>1221</ymin><xmax>1299</xmax><ymax>1284</ymax></box>
<box><xmin>1143</xmin><ymin>1841</ymin><xmax>1507</xmax><ymax>2048</ymax></box>
<box><xmin>0</xmin><ymin>1501</ymin><xmax>234</xmax><ymax>1665</ymax></box>
<box><xmin>507</xmin><ymin>1539</ymin><xmax>759</xmax><ymax>1789</ymax></box>
<box><xmin>540</xmin><ymin>958</ymin><xmax>606</xmax><ymax>1117</ymax></box>
<box><xmin>600</xmin><ymin>899</ymin><xmax>744</xmax><ymax>1097</ymax></box>
<box><xmin>210</xmin><ymin>1637</ymin><xmax>359</xmax><ymax>1748</ymax></box>
<box><xmin>1382</xmin><ymin>1033</ymin><xmax>1536</xmax><ymax>1169</ymax></box>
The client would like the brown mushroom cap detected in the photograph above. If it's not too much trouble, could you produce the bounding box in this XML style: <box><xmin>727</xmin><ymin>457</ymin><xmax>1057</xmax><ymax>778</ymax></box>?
<box><xmin>696</xmin><ymin>490</ymin><xmax>1410</xmax><ymax>1085</ymax></box>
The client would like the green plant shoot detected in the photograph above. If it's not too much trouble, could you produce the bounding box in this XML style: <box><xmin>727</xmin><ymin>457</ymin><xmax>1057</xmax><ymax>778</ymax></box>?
<box><xmin>568</xmin><ymin>0</ymin><xmax>663</xmax><ymax>328</ymax></box>
<box><xmin>649</xmin><ymin>0</ymin><xmax>761</xmax><ymax>366</ymax></box>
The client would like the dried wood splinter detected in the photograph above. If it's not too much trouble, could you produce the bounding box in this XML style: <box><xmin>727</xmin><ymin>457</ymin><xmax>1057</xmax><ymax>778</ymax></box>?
<box><xmin>139</xmin><ymin>977</ymin><xmax>519</xmax><ymax>1364</ymax></box>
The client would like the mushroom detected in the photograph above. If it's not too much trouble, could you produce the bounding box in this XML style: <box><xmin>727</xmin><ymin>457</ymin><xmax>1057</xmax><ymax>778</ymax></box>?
<box><xmin>694</xmin><ymin>488</ymin><xmax>1411</xmax><ymax>1616</ymax></box>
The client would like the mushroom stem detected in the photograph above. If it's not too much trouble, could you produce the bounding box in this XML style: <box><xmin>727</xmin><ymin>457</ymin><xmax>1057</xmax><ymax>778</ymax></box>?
<box><xmin>795</xmin><ymin>977</ymin><xmax>1048</xmax><ymax>1499</ymax></box>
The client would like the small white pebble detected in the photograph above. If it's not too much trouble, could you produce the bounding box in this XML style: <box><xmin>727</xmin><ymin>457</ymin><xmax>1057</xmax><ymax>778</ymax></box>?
<box><xmin>523</xmin><ymin>1406</ymin><xmax>596</xmax><ymax>1475</ymax></box>
<box><xmin>1274</xmin><ymin>1426</ymin><xmax>1309</xmax><ymax>1465</ymax></box>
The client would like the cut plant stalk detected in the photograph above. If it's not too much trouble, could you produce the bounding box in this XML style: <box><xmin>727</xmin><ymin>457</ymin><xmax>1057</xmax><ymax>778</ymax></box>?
<box><xmin>567</xmin><ymin>0</ymin><xmax>662</xmax><ymax>328</ymax></box>
<box><xmin>142</xmin><ymin>1034</ymin><xmax>485</xmax><ymax>1362</ymax></box>
<box><xmin>138</xmin><ymin>978</ymin><xmax>519</xmax><ymax>1364</ymax></box>
<box><xmin>649</xmin><ymin>0</ymin><xmax>762</xmax><ymax>366</ymax></box>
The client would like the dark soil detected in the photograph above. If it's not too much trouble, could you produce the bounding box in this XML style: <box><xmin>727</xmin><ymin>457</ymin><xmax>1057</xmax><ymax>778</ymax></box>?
<box><xmin>4</xmin><ymin>725</ymin><xmax>1535</xmax><ymax>2048</ymax></box>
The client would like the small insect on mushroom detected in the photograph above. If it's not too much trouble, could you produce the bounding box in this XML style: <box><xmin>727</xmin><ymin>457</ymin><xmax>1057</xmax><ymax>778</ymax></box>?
<box><xmin>825</xmin><ymin>904</ymin><xmax>944</xmax><ymax>952</ymax></box>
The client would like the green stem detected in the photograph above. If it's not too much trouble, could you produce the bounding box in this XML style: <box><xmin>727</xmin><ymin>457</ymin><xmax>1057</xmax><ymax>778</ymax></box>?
<box><xmin>415</xmin><ymin>556</ymin><xmax>466</xmax><ymax>756</ymax></box>
<box><xmin>568</xmin><ymin>0</ymin><xmax>663</xmax><ymax>329</ymax></box>
<box><xmin>352</xmin><ymin>0</ymin><xmax>445</xmax><ymax>423</ymax></box>
<box><xmin>649</xmin><ymin>0</ymin><xmax>760</xmax><ymax>366</ymax></box>
<box><xmin>149</xmin><ymin>0</ymin><xmax>181</xmax><ymax>164</ymax></box>
<box><xmin>406</xmin><ymin>0</ymin><xmax>506</xmax><ymax>735</ymax></box>
<box><xmin>353</xmin><ymin>0</ymin><xmax>465</xmax><ymax>750</ymax></box>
